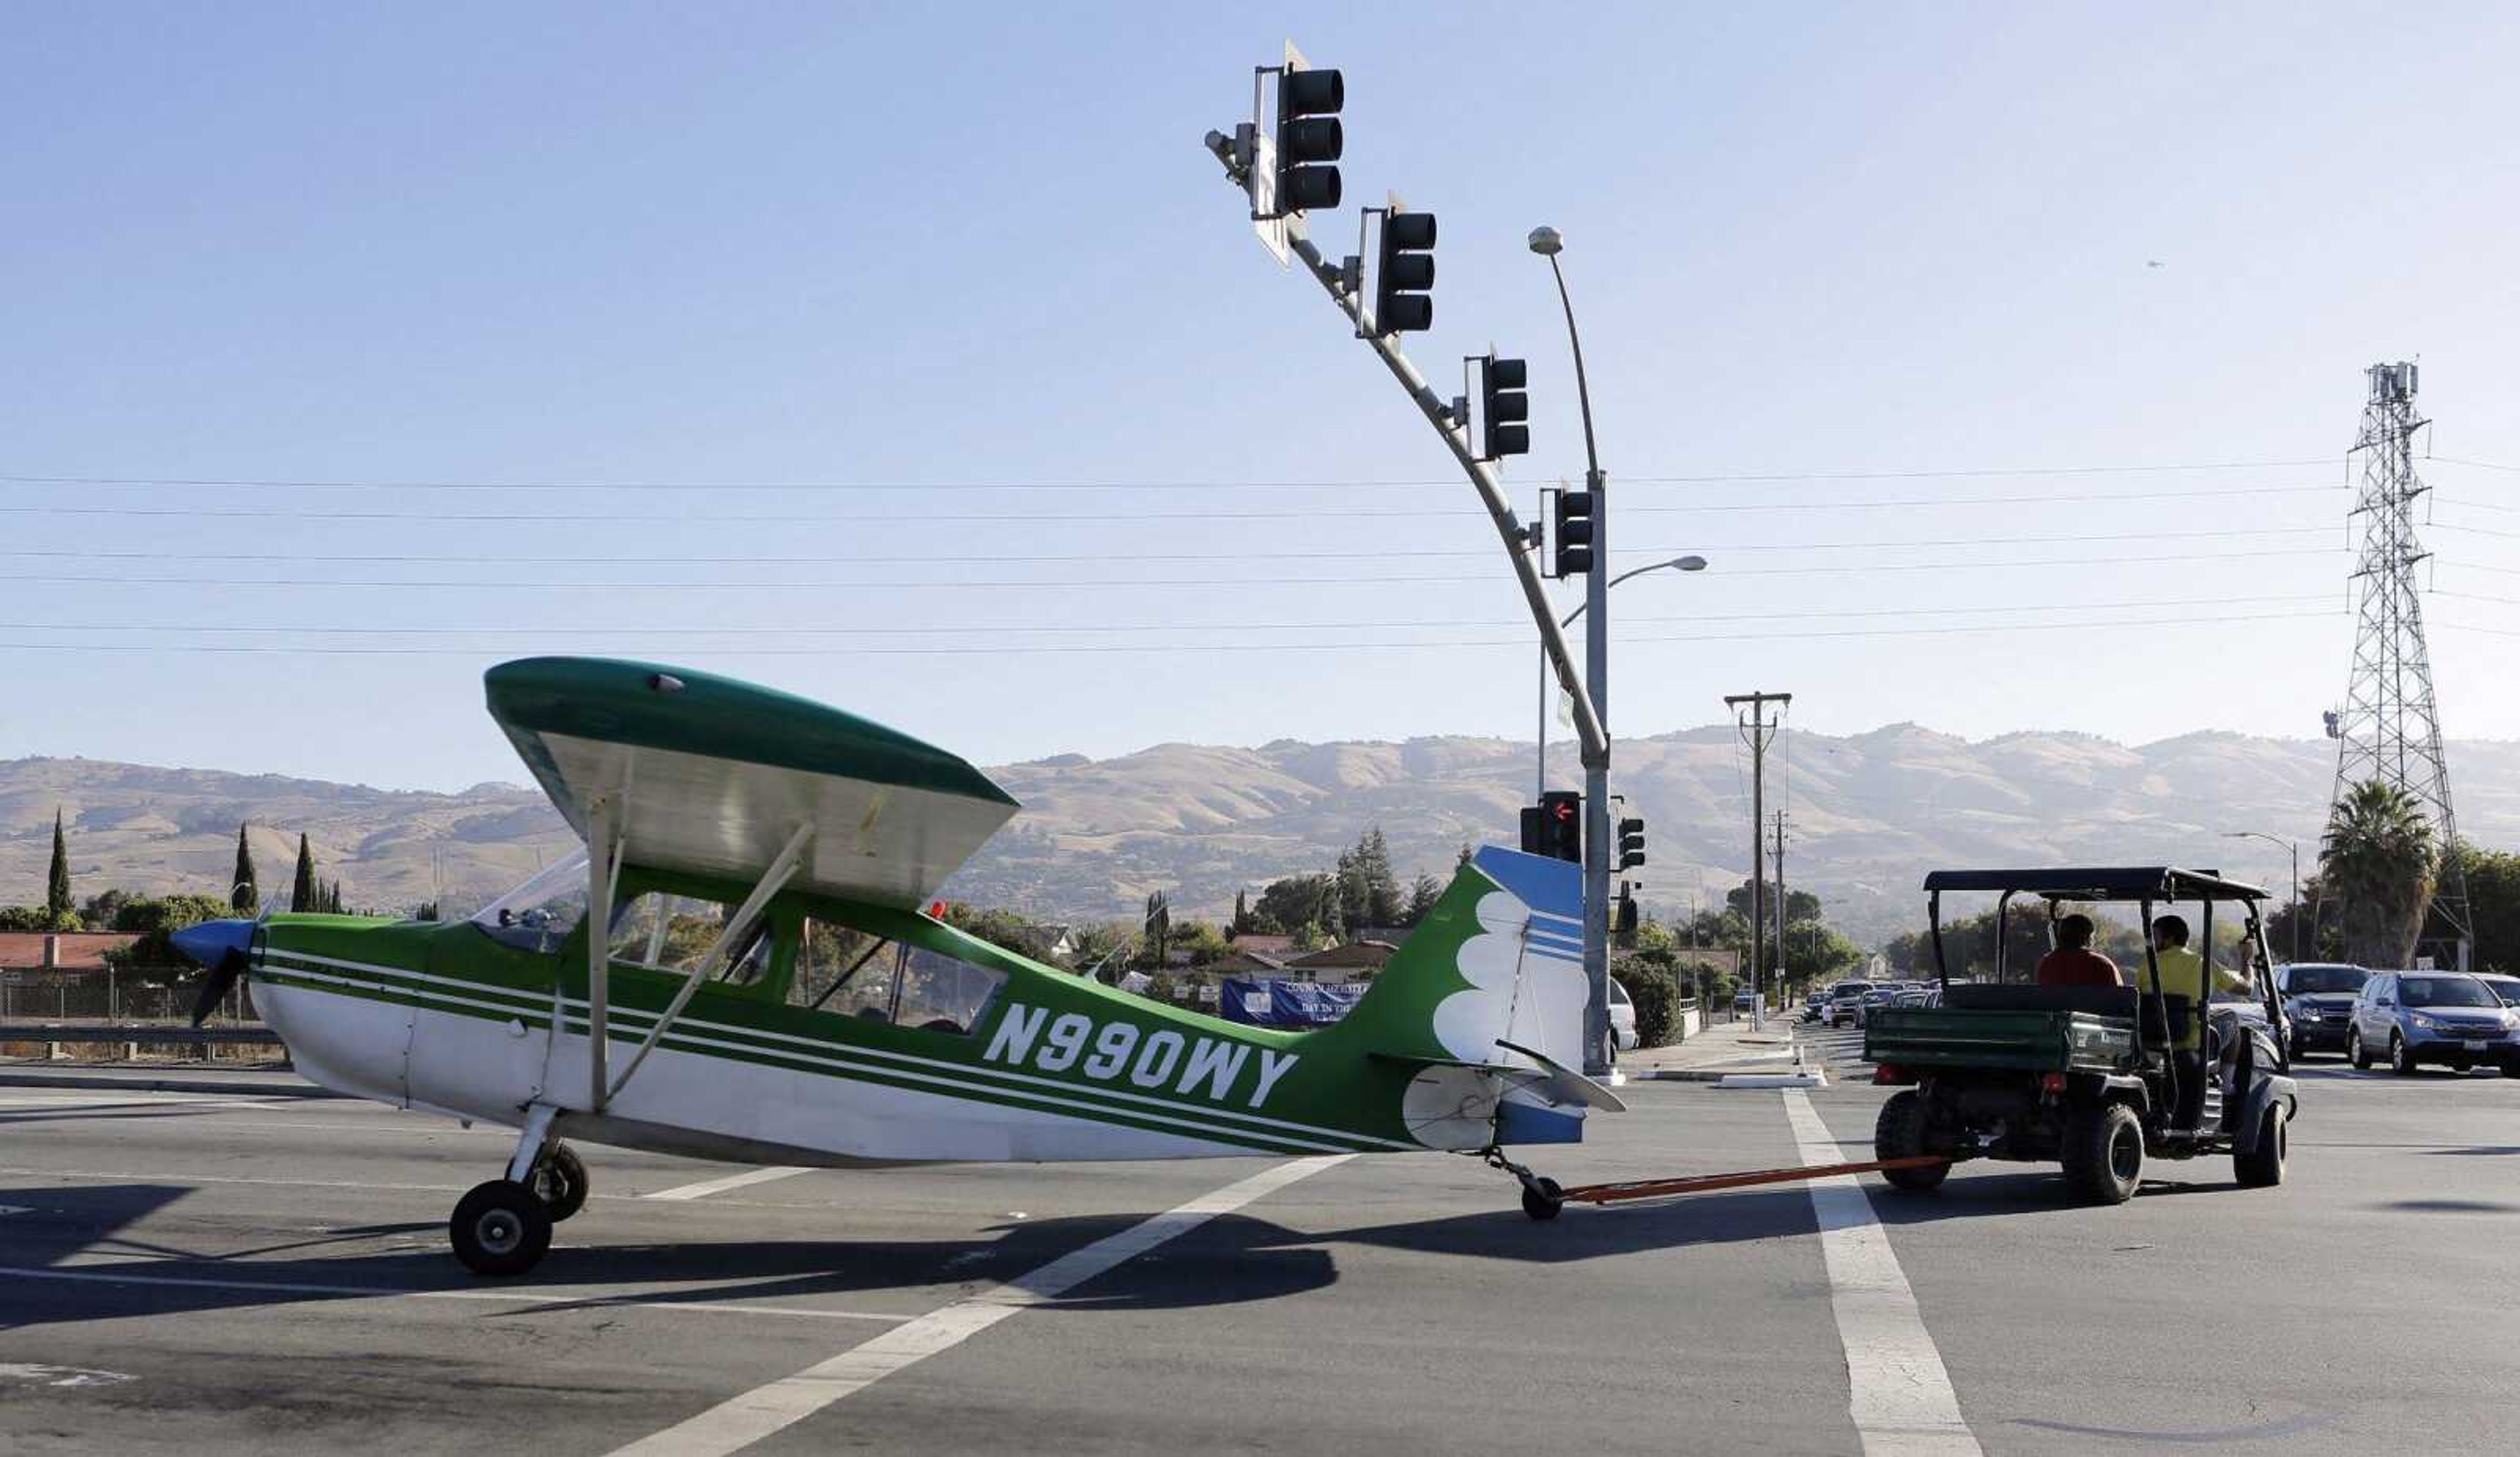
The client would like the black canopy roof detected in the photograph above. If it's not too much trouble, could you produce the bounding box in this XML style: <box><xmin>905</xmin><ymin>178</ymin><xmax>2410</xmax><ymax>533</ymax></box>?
<box><xmin>1921</xmin><ymin>866</ymin><xmax>2269</xmax><ymax>902</ymax></box>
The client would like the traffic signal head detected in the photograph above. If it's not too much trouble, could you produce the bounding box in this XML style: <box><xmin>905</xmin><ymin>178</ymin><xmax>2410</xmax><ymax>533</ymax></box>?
<box><xmin>1375</xmin><ymin>209</ymin><xmax>1437</xmax><ymax>334</ymax></box>
<box><xmin>1480</xmin><ymin>354</ymin><xmax>1529</xmax><ymax>460</ymax></box>
<box><xmin>1534</xmin><ymin>790</ymin><xmax>1582</xmax><ymax>863</ymax></box>
<box><xmin>1618</xmin><ymin>816</ymin><xmax>1646</xmax><ymax>870</ymax></box>
<box><xmin>1275</xmin><ymin>66</ymin><xmax>1344</xmax><ymax>213</ymax></box>
<box><xmin>1553</xmin><ymin>489</ymin><xmax>1595</xmax><ymax>578</ymax></box>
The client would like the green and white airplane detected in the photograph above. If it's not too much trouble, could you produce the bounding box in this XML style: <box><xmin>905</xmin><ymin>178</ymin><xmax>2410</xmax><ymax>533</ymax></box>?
<box><xmin>175</xmin><ymin>657</ymin><xmax>1621</xmax><ymax>1276</ymax></box>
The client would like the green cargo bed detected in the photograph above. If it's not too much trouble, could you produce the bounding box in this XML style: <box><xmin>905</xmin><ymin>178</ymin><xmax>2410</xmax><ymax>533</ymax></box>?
<box><xmin>1866</xmin><ymin>1006</ymin><xmax>2135</xmax><ymax>1074</ymax></box>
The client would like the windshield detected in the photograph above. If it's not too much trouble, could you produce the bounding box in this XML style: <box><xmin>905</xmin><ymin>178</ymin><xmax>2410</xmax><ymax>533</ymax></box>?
<box><xmin>2285</xmin><ymin>965</ymin><xmax>2368</xmax><ymax>995</ymax></box>
<box><xmin>2482</xmin><ymin>980</ymin><xmax>2520</xmax><ymax>1007</ymax></box>
<box><xmin>2401</xmin><ymin>976</ymin><xmax>2498</xmax><ymax>1009</ymax></box>
<box><xmin>1834</xmin><ymin>982</ymin><xmax>1872</xmax><ymax>998</ymax></box>
<box><xmin>468</xmin><ymin>851</ymin><xmax>590</xmax><ymax>955</ymax></box>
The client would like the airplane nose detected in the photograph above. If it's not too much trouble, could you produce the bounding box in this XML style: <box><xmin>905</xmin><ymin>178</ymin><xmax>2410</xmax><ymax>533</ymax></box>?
<box><xmin>172</xmin><ymin>918</ymin><xmax>254</xmax><ymax>968</ymax></box>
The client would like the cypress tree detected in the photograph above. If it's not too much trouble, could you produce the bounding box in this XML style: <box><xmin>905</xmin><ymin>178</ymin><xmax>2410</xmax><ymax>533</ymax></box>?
<box><xmin>230</xmin><ymin>824</ymin><xmax>259</xmax><ymax>915</ymax></box>
<box><xmin>291</xmin><ymin>834</ymin><xmax>316</xmax><ymax>912</ymax></box>
<box><xmin>45</xmin><ymin>809</ymin><xmax>72</xmax><ymax>923</ymax></box>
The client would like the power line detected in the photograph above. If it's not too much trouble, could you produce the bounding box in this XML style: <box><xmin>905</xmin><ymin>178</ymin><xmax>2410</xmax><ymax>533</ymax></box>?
<box><xmin>0</xmin><ymin>455</ymin><xmax>2347</xmax><ymax>494</ymax></box>
<box><xmin>0</xmin><ymin>607</ymin><xmax>2344</xmax><ymax>659</ymax></box>
<box><xmin>0</xmin><ymin>482</ymin><xmax>2349</xmax><ymax>525</ymax></box>
<box><xmin>0</xmin><ymin>592</ymin><xmax>2346</xmax><ymax>641</ymax></box>
<box><xmin>0</xmin><ymin>524</ymin><xmax>2342</xmax><ymax>568</ymax></box>
<box><xmin>0</xmin><ymin>546</ymin><xmax>2347</xmax><ymax>593</ymax></box>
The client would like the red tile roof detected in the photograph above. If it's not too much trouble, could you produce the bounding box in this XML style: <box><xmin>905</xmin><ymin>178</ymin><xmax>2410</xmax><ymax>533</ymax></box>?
<box><xmin>0</xmin><ymin>932</ymin><xmax>141</xmax><ymax>971</ymax></box>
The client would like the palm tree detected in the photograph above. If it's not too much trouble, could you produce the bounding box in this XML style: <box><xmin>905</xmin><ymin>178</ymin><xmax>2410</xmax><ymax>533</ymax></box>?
<box><xmin>2320</xmin><ymin>779</ymin><xmax>2437</xmax><ymax>967</ymax></box>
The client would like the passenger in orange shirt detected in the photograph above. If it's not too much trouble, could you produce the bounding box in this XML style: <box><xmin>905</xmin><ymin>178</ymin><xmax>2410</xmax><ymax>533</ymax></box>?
<box><xmin>2036</xmin><ymin>913</ymin><xmax>2122</xmax><ymax>988</ymax></box>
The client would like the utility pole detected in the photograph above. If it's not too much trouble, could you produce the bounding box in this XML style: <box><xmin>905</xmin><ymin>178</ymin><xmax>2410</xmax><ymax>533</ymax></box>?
<box><xmin>1773</xmin><ymin>809</ymin><xmax>1789</xmax><ymax>1000</ymax></box>
<box><xmin>2329</xmin><ymin>362</ymin><xmax>2472</xmax><ymax>970</ymax></box>
<box><xmin>1726</xmin><ymin>692</ymin><xmax>1790</xmax><ymax>1027</ymax></box>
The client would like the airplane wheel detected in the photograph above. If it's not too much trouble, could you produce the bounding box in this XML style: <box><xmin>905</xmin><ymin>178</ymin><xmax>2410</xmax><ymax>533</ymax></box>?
<box><xmin>534</xmin><ymin>1143</ymin><xmax>589</xmax><ymax>1223</ymax></box>
<box><xmin>452</xmin><ymin>1179</ymin><xmax>553</xmax><ymax>1277</ymax></box>
<box><xmin>1521</xmin><ymin>1177</ymin><xmax>1565</xmax><ymax>1222</ymax></box>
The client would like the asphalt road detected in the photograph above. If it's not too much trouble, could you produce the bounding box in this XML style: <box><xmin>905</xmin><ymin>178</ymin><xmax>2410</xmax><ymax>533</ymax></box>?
<box><xmin>4</xmin><ymin>1050</ymin><xmax>2518</xmax><ymax>1454</ymax></box>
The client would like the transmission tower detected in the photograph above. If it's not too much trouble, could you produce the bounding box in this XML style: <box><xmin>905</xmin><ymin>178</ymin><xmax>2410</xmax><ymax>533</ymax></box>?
<box><xmin>2330</xmin><ymin>360</ymin><xmax>2471</xmax><ymax>969</ymax></box>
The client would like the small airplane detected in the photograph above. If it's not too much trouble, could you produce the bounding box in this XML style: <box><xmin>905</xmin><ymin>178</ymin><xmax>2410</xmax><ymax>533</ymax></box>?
<box><xmin>174</xmin><ymin>656</ymin><xmax>1623</xmax><ymax>1276</ymax></box>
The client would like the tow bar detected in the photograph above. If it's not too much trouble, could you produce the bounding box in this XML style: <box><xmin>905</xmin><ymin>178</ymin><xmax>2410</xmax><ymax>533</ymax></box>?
<box><xmin>1555</xmin><ymin>1154</ymin><xmax>1954</xmax><ymax>1207</ymax></box>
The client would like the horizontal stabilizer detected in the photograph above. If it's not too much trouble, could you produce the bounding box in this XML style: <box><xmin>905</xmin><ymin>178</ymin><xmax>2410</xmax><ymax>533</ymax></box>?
<box><xmin>1492</xmin><ymin>1039</ymin><xmax>1629</xmax><ymax>1112</ymax></box>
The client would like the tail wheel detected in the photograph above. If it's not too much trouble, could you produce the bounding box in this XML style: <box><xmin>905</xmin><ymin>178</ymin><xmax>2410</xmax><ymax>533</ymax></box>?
<box><xmin>2063</xmin><ymin>1103</ymin><xmax>2143</xmax><ymax>1206</ymax></box>
<box><xmin>1521</xmin><ymin>1176</ymin><xmax>1565</xmax><ymax>1222</ymax></box>
<box><xmin>533</xmin><ymin>1143</ymin><xmax>589</xmax><ymax>1223</ymax></box>
<box><xmin>451</xmin><ymin>1179</ymin><xmax>553</xmax><ymax>1278</ymax></box>
<box><xmin>1872</xmin><ymin>1089</ymin><xmax>1950</xmax><ymax>1193</ymax></box>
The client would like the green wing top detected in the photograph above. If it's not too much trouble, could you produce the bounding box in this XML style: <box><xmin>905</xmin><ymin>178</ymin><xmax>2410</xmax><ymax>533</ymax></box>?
<box><xmin>485</xmin><ymin>656</ymin><xmax>1018</xmax><ymax>908</ymax></box>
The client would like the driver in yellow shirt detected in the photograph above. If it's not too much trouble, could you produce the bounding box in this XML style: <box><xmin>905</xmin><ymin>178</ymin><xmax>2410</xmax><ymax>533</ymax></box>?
<box><xmin>2131</xmin><ymin>914</ymin><xmax>2252</xmax><ymax>1126</ymax></box>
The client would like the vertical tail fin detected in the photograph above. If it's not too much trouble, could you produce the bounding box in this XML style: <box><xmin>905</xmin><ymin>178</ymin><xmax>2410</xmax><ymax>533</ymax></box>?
<box><xmin>1343</xmin><ymin>845</ymin><xmax>1588</xmax><ymax>1072</ymax></box>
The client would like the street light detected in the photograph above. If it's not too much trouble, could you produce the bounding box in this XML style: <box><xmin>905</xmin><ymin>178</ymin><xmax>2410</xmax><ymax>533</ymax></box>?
<box><xmin>1536</xmin><ymin>556</ymin><xmax>1708</xmax><ymax>795</ymax></box>
<box><xmin>2223</xmin><ymin>831</ymin><xmax>2302</xmax><ymax>963</ymax></box>
<box><xmin>1528</xmin><ymin>222</ymin><xmax>1621</xmax><ymax>1078</ymax></box>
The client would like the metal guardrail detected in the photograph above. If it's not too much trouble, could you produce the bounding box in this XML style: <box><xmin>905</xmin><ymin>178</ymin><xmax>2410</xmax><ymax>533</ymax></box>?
<box><xmin>0</xmin><ymin>1023</ymin><xmax>284</xmax><ymax>1047</ymax></box>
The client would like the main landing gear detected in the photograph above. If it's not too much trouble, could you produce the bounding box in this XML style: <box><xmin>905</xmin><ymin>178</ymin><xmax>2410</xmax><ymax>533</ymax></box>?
<box><xmin>1485</xmin><ymin>1146</ymin><xmax>1566</xmax><ymax>1221</ymax></box>
<box><xmin>450</xmin><ymin>1104</ymin><xmax>589</xmax><ymax>1277</ymax></box>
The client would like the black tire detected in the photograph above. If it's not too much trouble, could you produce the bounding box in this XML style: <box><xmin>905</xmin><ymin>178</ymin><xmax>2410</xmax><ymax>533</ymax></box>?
<box><xmin>2503</xmin><ymin>1061</ymin><xmax>2520</xmax><ymax>1080</ymax></box>
<box><xmin>450</xmin><ymin>1179</ymin><xmax>553</xmax><ymax>1277</ymax></box>
<box><xmin>2235</xmin><ymin>1103</ymin><xmax>2286</xmax><ymax>1188</ymax></box>
<box><xmin>2390</xmin><ymin>1032</ymin><xmax>2418</xmax><ymax>1076</ymax></box>
<box><xmin>533</xmin><ymin>1143</ymin><xmax>589</xmax><ymax>1222</ymax></box>
<box><xmin>1521</xmin><ymin>1176</ymin><xmax>1565</xmax><ymax>1222</ymax></box>
<box><xmin>1873</xmin><ymin>1089</ymin><xmax>1950</xmax><ymax>1193</ymax></box>
<box><xmin>2063</xmin><ymin>1103</ymin><xmax>2144</xmax><ymax>1206</ymax></box>
<box><xmin>2349</xmin><ymin>1028</ymin><xmax>2372</xmax><ymax>1070</ymax></box>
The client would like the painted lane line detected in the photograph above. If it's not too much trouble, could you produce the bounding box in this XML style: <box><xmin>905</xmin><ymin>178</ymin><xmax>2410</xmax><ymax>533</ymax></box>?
<box><xmin>0</xmin><ymin>1265</ymin><xmax>911</xmax><ymax>1324</ymax></box>
<box><xmin>1782</xmin><ymin>1090</ymin><xmax>1981</xmax><ymax>1457</ymax></box>
<box><xmin>610</xmin><ymin>1153</ymin><xmax>1353</xmax><ymax>1457</ymax></box>
<box><xmin>644</xmin><ymin>1167</ymin><xmax>814</xmax><ymax>1202</ymax></box>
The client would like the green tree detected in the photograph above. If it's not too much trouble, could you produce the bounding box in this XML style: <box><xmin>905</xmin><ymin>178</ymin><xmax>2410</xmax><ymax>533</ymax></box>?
<box><xmin>1139</xmin><ymin>891</ymin><xmax>1172</xmax><ymax>968</ymax></box>
<box><xmin>2457</xmin><ymin>846</ymin><xmax>2520</xmax><ymax>974</ymax></box>
<box><xmin>1611</xmin><ymin>948</ymin><xmax>1690</xmax><ymax>1048</ymax></box>
<box><xmin>1230</xmin><ymin>889</ymin><xmax>1252</xmax><ymax>936</ymax></box>
<box><xmin>100</xmin><ymin>893</ymin><xmax>239</xmax><ymax>979</ymax></box>
<box><xmin>1402</xmin><ymin>874</ymin><xmax>1441</xmax><ymax>927</ymax></box>
<box><xmin>1254</xmin><ymin>875</ymin><xmax>1337</xmax><ymax>940</ymax></box>
<box><xmin>290</xmin><ymin>834</ymin><xmax>316</xmax><ymax>913</ymax></box>
<box><xmin>46</xmin><ymin>809</ymin><xmax>73</xmax><ymax>924</ymax></box>
<box><xmin>2322</xmin><ymin>779</ymin><xmax>2437</xmax><ymax>969</ymax></box>
<box><xmin>230</xmin><ymin>823</ymin><xmax>259</xmax><ymax>914</ymax></box>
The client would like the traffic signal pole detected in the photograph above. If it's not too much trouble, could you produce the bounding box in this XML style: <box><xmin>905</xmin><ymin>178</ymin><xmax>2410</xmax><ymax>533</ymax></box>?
<box><xmin>1202</xmin><ymin>137</ymin><xmax>1605</xmax><ymax>766</ymax></box>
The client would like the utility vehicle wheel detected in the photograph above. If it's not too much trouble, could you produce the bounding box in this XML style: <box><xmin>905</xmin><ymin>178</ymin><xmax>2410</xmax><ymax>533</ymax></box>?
<box><xmin>533</xmin><ymin>1143</ymin><xmax>589</xmax><ymax>1222</ymax></box>
<box><xmin>1873</xmin><ymin>1089</ymin><xmax>1950</xmax><ymax>1193</ymax></box>
<box><xmin>2235</xmin><ymin>1103</ymin><xmax>2286</xmax><ymax>1188</ymax></box>
<box><xmin>1521</xmin><ymin>1177</ymin><xmax>1565</xmax><ymax>1222</ymax></box>
<box><xmin>2389</xmin><ymin>1032</ymin><xmax>2418</xmax><ymax>1076</ymax></box>
<box><xmin>2349</xmin><ymin>1029</ymin><xmax>2372</xmax><ymax>1070</ymax></box>
<box><xmin>2063</xmin><ymin>1103</ymin><xmax>2143</xmax><ymax>1206</ymax></box>
<box><xmin>451</xmin><ymin>1179</ymin><xmax>553</xmax><ymax>1277</ymax></box>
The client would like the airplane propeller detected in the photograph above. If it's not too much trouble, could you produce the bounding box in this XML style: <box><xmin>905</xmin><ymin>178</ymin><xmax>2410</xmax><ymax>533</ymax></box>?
<box><xmin>172</xmin><ymin>914</ymin><xmax>263</xmax><ymax>1028</ymax></box>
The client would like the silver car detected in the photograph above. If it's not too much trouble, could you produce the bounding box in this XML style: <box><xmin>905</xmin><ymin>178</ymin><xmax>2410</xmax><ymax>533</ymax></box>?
<box><xmin>2347</xmin><ymin>971</ymin><xmax>2520</xmax><ymax>1076</ymax></box>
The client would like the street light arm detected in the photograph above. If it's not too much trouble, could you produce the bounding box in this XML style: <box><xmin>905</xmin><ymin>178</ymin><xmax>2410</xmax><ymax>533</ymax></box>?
<box><xmin>1545</xmin><ymin>255</ymin><xmax>1601</xmax><ymax>484</ymax></box>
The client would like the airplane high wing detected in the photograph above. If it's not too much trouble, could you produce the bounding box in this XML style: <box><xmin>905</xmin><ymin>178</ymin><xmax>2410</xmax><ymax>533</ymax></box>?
<box><xmin>486</xmin><ymin>656</ymin><xmax>1019</xmax><ymax>910</ymax></box>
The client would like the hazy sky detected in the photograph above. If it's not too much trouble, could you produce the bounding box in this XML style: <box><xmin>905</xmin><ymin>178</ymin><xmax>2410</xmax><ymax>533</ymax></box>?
<box><xmin>7</xmin><ymin>2</ymin><xmax>2517</xmax><ymax>791</ymax></box>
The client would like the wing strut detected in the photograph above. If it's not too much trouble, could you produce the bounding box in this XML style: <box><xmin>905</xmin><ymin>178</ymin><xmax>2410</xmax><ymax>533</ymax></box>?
<box><xmin>587</xmin><ymin>799</ymin><xmax>626</xmax><ymax>1112</ymax></box>
<box><xmin>603</xmin><ymin>821</ymin><xmax>815</xmax><ymax>1107</ymax></box>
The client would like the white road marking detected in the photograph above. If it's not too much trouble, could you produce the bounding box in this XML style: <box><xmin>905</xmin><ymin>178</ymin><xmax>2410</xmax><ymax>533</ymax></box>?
<box><xmin>1783</xmin><ymin>1090</ymin><xmax>1981</xmax><ymax>1457</ymax></box>
<box><xmin>610</xmin><ymin>1154</ymin><xmax>1352</xmax><ymax>1457</ymax></box>
<box><xmin>0</xmin><ymin>1265</ymin><xmax>911</xmax><ymax>1324</ymax></box>
<box><xmin>644</xmin><ymin>1166</ymin><xmax>814</xmax><ymax>1202</ymax></box>
<box><xmin>0</xmin><ymin>1361</ymin><xmax>136</xmax><ymax>1388</ymax></box>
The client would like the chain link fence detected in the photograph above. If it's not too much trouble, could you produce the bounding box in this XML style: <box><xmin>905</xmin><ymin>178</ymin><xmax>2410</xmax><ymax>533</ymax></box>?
<box><xmin>0</xmin><ymin>966</ymin><xmax>279</xmax><ymax>1063</ymax></box>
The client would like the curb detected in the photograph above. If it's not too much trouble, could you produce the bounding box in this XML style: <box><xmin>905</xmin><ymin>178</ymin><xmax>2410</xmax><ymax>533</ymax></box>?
<box><xmin>0</xmin><ymin>1069</ymin><xmax>340</xmax><ymax>1099</ymax></box>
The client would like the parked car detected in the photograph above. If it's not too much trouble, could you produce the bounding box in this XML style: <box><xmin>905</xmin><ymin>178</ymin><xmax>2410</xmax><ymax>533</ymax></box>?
<box><xmin>2347</xmin><ymin>971</ymin><xmax>2520</xmax><ymax>1076</ymax></box>
<box><xmin>1802</xmin><ymin>992</ymin><xmax>1827</xmax><ymax>1023</ymax></box>
<box><xmin>1732</xmin><ymin>989</ymin><xmax>1761</xmax><ymax>1017</ymax></box>
<box><xmin>1824</xmin><ymin>981</ymin><xmax>1874</xmax><ymax>1028</ymax></box>
<box><xmin>1607</xmin><ymin>976</ymin><xmax>1639</xmax><ymax>1053</ymax></box>
<box><xmin>2273</xmin><ymin>963</ymin><xmax>2370</xmax><ymax>1059</ymax></box>
<box><xmin>2476</xmin><ymin>973</ymin><xmax>2520</xmax><ymax>1008</ymax></box>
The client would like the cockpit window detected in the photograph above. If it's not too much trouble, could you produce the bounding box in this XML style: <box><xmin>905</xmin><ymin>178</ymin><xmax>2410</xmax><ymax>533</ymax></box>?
<box><xmin>608</xmin><ymin>892</ymin><xmax>773</xmax><ymax>986</ymax></box>
<box><xmin>794</xmin><ymin>916</ymin><xmax>1005</xmax><ymax>1036</ymax></box>
<box><xmin>469</xmin><ymin>853</ymin><xmax>589</xmax><ymax>955</ymax></box>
